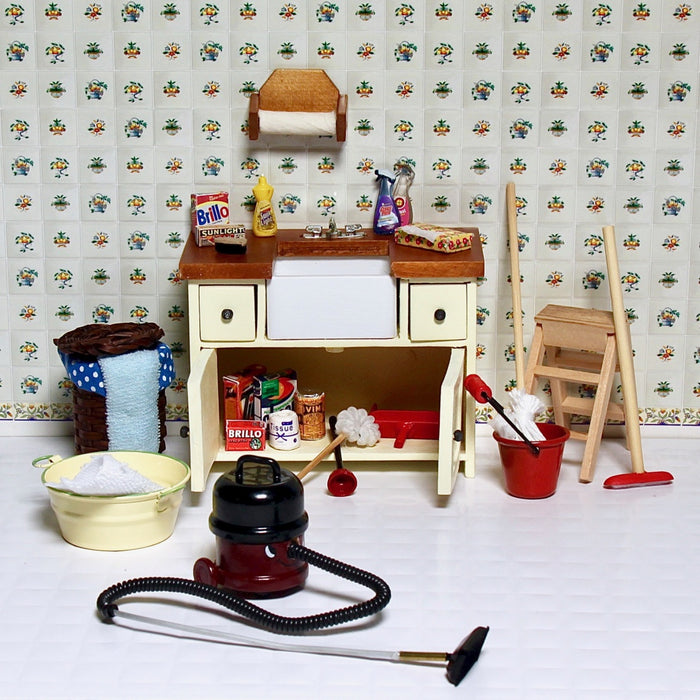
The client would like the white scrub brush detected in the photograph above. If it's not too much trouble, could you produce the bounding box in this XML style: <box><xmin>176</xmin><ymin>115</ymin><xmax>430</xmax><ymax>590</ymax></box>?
<box><xmin>335</xmin><ymin>406</ymin><xmax>381</xmax><ymax>447</ymax></box>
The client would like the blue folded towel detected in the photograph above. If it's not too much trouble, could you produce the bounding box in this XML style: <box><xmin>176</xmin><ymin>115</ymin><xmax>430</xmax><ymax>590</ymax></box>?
<box><xmin>59</xmin><ymin>342</ymin><xmax>175</xmax><ymax>396</ymax></box>
<box><xmin>99</xmin><ymin>348</ymin><xmax>161</xmax><ymax>452</ymax></box>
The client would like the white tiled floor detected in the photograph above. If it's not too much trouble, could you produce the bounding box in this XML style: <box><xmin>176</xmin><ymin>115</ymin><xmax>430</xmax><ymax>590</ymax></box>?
<box><xmin>1</xmin><ymin>427</ymin><xmax>698</xmax><ymax>699</ymax></box>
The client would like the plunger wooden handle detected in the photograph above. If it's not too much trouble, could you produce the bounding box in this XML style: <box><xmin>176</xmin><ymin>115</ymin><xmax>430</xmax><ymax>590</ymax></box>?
<box><xmin>297</xmin><ymin>432</ymin><xmax>346</xmax><ymax>480</ymax></box>
<box><xmin>602</xmin><ymin>225</ymin><xmax>645</xmax><ymax>474</ymax></box>
<box><xmin>506</xmin><ymin>182</ymin><xmax>525</xmax><ymax>389</ymax></box>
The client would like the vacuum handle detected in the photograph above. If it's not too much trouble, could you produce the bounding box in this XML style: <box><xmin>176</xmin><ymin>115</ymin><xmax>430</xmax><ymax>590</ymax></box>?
<box><xmin>235</xmin><ymin>454</ymin><xmax>281</xmax><ymax>484</ymax></box>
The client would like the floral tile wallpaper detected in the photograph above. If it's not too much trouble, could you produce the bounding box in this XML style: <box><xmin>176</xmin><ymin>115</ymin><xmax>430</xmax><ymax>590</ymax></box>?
<box><xmin>0</xmin><ymin>0</ymin><xmax>698</xmax><ymax>427</ymax></box>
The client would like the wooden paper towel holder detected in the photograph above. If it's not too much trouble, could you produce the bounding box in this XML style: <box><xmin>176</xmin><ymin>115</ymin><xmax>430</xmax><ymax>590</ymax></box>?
<box><xmin>248</xmin><ymin>69</ymin><xmax>347</xmax><ymax>142</ymax></box>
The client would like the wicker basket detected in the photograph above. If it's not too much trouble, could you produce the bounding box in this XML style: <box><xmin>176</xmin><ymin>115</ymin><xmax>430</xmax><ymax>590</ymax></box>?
<box><xmin>54</xmin><ymin>323</ymin><xmax>168</xmax><ymax>454</ymax></box>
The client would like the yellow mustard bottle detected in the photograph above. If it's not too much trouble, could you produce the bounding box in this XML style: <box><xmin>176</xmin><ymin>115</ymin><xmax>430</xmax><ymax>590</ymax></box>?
<box><xmin>252</xmin><ymin>175</ymin><xmax>277</xmax><ymax>237</ymax></box>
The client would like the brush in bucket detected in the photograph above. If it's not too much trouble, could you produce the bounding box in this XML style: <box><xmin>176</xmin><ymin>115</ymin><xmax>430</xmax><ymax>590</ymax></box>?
<box><xmin>465</xmin><ymin>374</ymin><xmax>570</xmax><ymax>498</ymax></box>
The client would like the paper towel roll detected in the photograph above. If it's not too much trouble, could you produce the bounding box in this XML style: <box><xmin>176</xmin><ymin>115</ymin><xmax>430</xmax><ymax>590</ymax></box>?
<box><xmin>258</xmin><ymin>109</ymin><xmax>336</xmax><ymax>136</ymax></box>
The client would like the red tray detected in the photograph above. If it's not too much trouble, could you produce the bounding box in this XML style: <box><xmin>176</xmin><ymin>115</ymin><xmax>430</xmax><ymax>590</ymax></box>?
<box><xmin>369</xmin><ymin>409</ymin><xmax>440</xmax><ymax>448</ymax></box>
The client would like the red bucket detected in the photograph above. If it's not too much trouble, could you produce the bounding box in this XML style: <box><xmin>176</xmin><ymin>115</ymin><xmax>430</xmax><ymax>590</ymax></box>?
<box><xmin>493</xmin><ymin>423</ymin><xmax>570</xmax><ymax>499</ymax></box>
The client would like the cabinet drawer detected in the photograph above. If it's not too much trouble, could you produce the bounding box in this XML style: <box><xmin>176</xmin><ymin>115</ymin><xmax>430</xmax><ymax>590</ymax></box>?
<box><xmin>409</xmin><ymin>283</ymin><xmax>467</xmax><ymax>341</ymax></box>
<box><xmin>199</xmin><ymin>285</ymin><xmax>256</xmax><ymax>342</ymax></box>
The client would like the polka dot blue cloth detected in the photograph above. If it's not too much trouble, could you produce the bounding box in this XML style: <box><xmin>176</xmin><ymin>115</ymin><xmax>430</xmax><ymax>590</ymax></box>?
<box><xmin>59</xmin><ymin>342</ymin><xmax>175</xmax><ymax>396</ymax></box>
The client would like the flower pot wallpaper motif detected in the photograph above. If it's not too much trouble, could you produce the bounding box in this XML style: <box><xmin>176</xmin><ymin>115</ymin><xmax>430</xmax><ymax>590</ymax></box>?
<box><xmin>0</xmin><ymin>0</ymin><xmax>698</xmax><ymax>425</ymax></box>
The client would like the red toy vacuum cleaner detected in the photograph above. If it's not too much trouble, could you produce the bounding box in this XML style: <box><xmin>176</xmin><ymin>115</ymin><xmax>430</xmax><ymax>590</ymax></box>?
<box><xmin>98</xmin><ymin>455</ymin><xmax>390</xmax><ymax>631</ymax></box>
<box><xmin>96</xmin><ymin>455</ymin><xmax>488</xmax><ymax>685</ymax></box>
<box><xmin>193</xmin><ymin>455</ymin><xmax>310</xmax><ymax>597</ymax></box>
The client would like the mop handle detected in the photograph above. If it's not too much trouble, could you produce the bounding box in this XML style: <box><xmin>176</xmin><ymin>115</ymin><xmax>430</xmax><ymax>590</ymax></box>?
<box><xmin>297</xmin><ymin>432</ymin><xmax>346</xmax><ymax>480</ymax></box>
<box><xmin>601</xmin><ymin>225</ymin><xmax>644</xmax><ymax>474</ymax></box>
<box><xmin>506</xmin><ymin>182</ymin><xmax>526</xmax><ymax>389</ymax></box>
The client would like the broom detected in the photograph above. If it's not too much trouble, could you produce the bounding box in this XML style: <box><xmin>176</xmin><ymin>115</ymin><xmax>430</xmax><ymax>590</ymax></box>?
<box><xmin>600</xmin><ymin>225</ymin><xmax>674</xmax><ymax>489</ymax></box>
<box><xmin>506</xmin><ymin>182</ymin><xmax>526</xmax><ymax>389</ymax></box>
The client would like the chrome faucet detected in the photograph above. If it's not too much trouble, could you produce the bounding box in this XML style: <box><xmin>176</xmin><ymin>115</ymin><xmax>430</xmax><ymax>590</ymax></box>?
<box><xmin>302</xmin><ymin>222</ymin><xmax>365</xmax><ymax>239</ymax></box>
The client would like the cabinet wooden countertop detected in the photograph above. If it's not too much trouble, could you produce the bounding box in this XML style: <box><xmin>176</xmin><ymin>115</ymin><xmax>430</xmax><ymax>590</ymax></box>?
<box><xmin>178</xmin><ymin>227</ymin><xmax>484</xmax><ymax>281</ymax></box>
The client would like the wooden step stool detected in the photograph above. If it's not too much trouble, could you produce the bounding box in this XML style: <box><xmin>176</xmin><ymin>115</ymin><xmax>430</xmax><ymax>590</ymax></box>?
<box><xmin>523</xmin><ymin>304</ymin><xmax>626</xmax><ymax>483</ymax></box>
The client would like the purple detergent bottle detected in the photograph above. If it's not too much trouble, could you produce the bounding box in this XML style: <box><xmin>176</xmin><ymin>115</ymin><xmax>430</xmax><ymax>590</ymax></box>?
<box><xmin>373</xmin><ymin>169</ymin><xmax>400</xmax><ymax>234</ymax></box>
<box><xmin>392</xmin><ymin>164</ymin><xmax>414</xmax><ymax>226</ymax></box>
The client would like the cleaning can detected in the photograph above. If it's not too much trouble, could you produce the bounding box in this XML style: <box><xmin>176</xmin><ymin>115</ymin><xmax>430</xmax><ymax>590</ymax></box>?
<box><xmin>294</xmin><ymin>390</ymin><xmax>326</xmax><ymax>440</ymax></box>
<box><xmin>252</xmin><ymin>175</ymin><xmax>277</xmax><ymax>237</ymax></box>
<box><xmin>373</xmin><ymin>169</ymin><xmax>400</xmax><ymax>234</ymax></box>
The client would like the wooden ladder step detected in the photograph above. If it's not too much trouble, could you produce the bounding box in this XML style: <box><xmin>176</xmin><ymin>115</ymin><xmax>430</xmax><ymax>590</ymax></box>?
<box><xmin>530</xmin><ymin>364</ymin><xmax>606</xmax><ymax>385</ymax></box>
<box><xmin>550</xmin><ymin>348</ymin><xmax>618</xmax><ymax>373</ymax></box>
<box><xmin>559</xmin><ymin>396</ymin><xmax>626</xmax><ymax>420</ymax></box>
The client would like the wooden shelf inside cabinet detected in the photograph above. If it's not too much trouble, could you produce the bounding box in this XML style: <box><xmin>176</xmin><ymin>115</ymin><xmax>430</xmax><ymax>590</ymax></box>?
<box><xmin>214</xmin><ymin>435</ymin><xmax>449</xmax><ymax>468</ymax></box>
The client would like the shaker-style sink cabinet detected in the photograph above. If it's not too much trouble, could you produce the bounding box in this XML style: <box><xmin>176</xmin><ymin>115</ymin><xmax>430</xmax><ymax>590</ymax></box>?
<box><xmin>179</xmin><ymin>228</ymin><xmax>484</xmax><ymax>495</ymax></box>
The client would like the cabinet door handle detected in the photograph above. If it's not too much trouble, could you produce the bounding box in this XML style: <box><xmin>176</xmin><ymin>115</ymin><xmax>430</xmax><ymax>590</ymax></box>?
<box><xmin>453</xmin><ymin>429</ymin><xmax>463</xmax><ymax>442</ymax></box>
<box><xmin>221</xmin><ymin>308</ymin><xmax>234</xmax><ymax>321</ymax></box>
<box><xmin>434</xmin><ymin>308</ymin><xmax>446</xmax><ymax>322</ymax></box>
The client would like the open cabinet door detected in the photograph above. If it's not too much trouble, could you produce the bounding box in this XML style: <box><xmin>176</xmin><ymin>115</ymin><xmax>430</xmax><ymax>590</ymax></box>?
<box><xmin>437</xmin><ymin>347</ymin><xmax>465</xmax><ymax>495</ymax></box>
<box><xmin>187</xmin><ymin>348</ymin><xmax>220</xmax><ymax>492</ymax></box>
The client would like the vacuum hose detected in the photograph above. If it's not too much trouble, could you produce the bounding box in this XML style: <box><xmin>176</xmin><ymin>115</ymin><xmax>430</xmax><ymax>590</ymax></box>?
<box><xmin>96</xmin><ymin>542</ymin><xmax>391</xmax><ymax>635</ymax></box>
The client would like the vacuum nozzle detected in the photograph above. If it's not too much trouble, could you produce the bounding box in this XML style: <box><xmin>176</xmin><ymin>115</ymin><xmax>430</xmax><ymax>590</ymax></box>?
<box><xmin>446</xmin><ymin>625</ymin><xmax>490</xmax><ymax>686</ymax></box>
<box><xmin>398</xmin><ymin>625</ymin><xmax>489</xmax><ymax>686</ymax></box>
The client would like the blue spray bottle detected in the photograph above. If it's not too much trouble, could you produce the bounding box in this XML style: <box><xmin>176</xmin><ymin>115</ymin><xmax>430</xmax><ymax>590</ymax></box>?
<box><xmin>373</xmin><ymin>169</ymin><xmax>400</xmax><ymax>234</ymax></box>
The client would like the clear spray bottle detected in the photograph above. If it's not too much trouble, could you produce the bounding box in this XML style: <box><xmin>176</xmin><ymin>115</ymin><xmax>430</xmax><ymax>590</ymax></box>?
<box><xmin>392</xmin><ymin>164</ymin><xmax>414</xmax><ymax>226</ymax></box>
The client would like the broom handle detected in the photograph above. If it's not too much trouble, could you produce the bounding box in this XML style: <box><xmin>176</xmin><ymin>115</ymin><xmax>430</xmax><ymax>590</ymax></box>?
<box><xmin>297</xmin><ymin>433</ymin><xmax>346</xmax><ymax>480</ymax></box>
<box><xmin>602</xmin><ymin>225</ymin><xmax>645</xmax><ymax>474</ymax></box>
<box><xmin>506</xmin><ymin>182</ymin><xmax>525</xmax><ymax>389</ymax></box>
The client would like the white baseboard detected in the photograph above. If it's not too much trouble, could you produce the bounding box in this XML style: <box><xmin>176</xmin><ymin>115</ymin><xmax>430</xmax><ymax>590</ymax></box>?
<box><xmin>2</xmin><ymin>419</ymin><xmax>695</xmax><ymax>439</ymax></box>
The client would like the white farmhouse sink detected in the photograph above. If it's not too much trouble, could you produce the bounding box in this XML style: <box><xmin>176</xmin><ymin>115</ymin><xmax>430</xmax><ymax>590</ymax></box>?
<box><xmin>266</xmin><ymin>256</ymin><xmax>397</xmax><ymax>340</ymax></box>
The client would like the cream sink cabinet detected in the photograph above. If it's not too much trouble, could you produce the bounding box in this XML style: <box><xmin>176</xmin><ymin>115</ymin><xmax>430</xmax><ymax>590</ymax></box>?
<box><xmin>179</xmin><ymin>229</ymin><xmax>484</xmax><ymax>495</ymax></box>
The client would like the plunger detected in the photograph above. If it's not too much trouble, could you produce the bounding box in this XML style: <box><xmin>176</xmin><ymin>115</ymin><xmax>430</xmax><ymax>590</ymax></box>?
<box><xmin>326</xmin><ymin>415</ymin><xmax>357</xmax><ymax>497</ymax></box>
<box><xmin>465</xmin><ymin>374</ymin><xmax>540</xmax><ymax>456</ymax></box>
<box><xmin>296</xmin><ymin>416</ymin><xmax>357</xmax><ymax>497</ymax></box>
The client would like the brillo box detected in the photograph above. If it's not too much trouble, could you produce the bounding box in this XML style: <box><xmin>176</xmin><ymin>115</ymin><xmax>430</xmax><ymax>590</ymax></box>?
<box><xmin>192</xmin><ymin>192</ymin><xmax>229</xmax><ymax>246</ymax></box>
<box><xmin>225</xmin><ymin>420</ymin><xmax>266</xmax><ymax>451</ymax></box>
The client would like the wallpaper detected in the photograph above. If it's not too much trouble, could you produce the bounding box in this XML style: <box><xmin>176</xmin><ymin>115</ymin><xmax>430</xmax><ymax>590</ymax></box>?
<box><xmin>1</xmin><ymin>0</ymin><xmax>698</xmax><ymax>428</ymax></box>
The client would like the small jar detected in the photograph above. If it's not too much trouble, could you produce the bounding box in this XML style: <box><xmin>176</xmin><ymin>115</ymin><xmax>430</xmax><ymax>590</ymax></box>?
<box><xmin>293</xmin><ymin>390</ymin><xmax>326</xmax><ymax>441</ymax></box>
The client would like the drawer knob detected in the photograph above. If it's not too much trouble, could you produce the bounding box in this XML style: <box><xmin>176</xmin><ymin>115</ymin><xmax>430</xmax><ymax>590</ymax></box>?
<box><xmin>221</xmin><ymin>308</ymin><xmax>234</xmax><ymax>321</ymax></box>
<box><xmin>434</xmin><ymin>308</ymin><xmax>446</xmax><ymax>322</ymax></box>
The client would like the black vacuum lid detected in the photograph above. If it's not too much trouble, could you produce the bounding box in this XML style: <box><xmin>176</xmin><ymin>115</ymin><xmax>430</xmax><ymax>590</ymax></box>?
<box><xmin>209</xmin><ymin>455</ymin><xmax>308</xmax><ymax>543</ymax></box>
